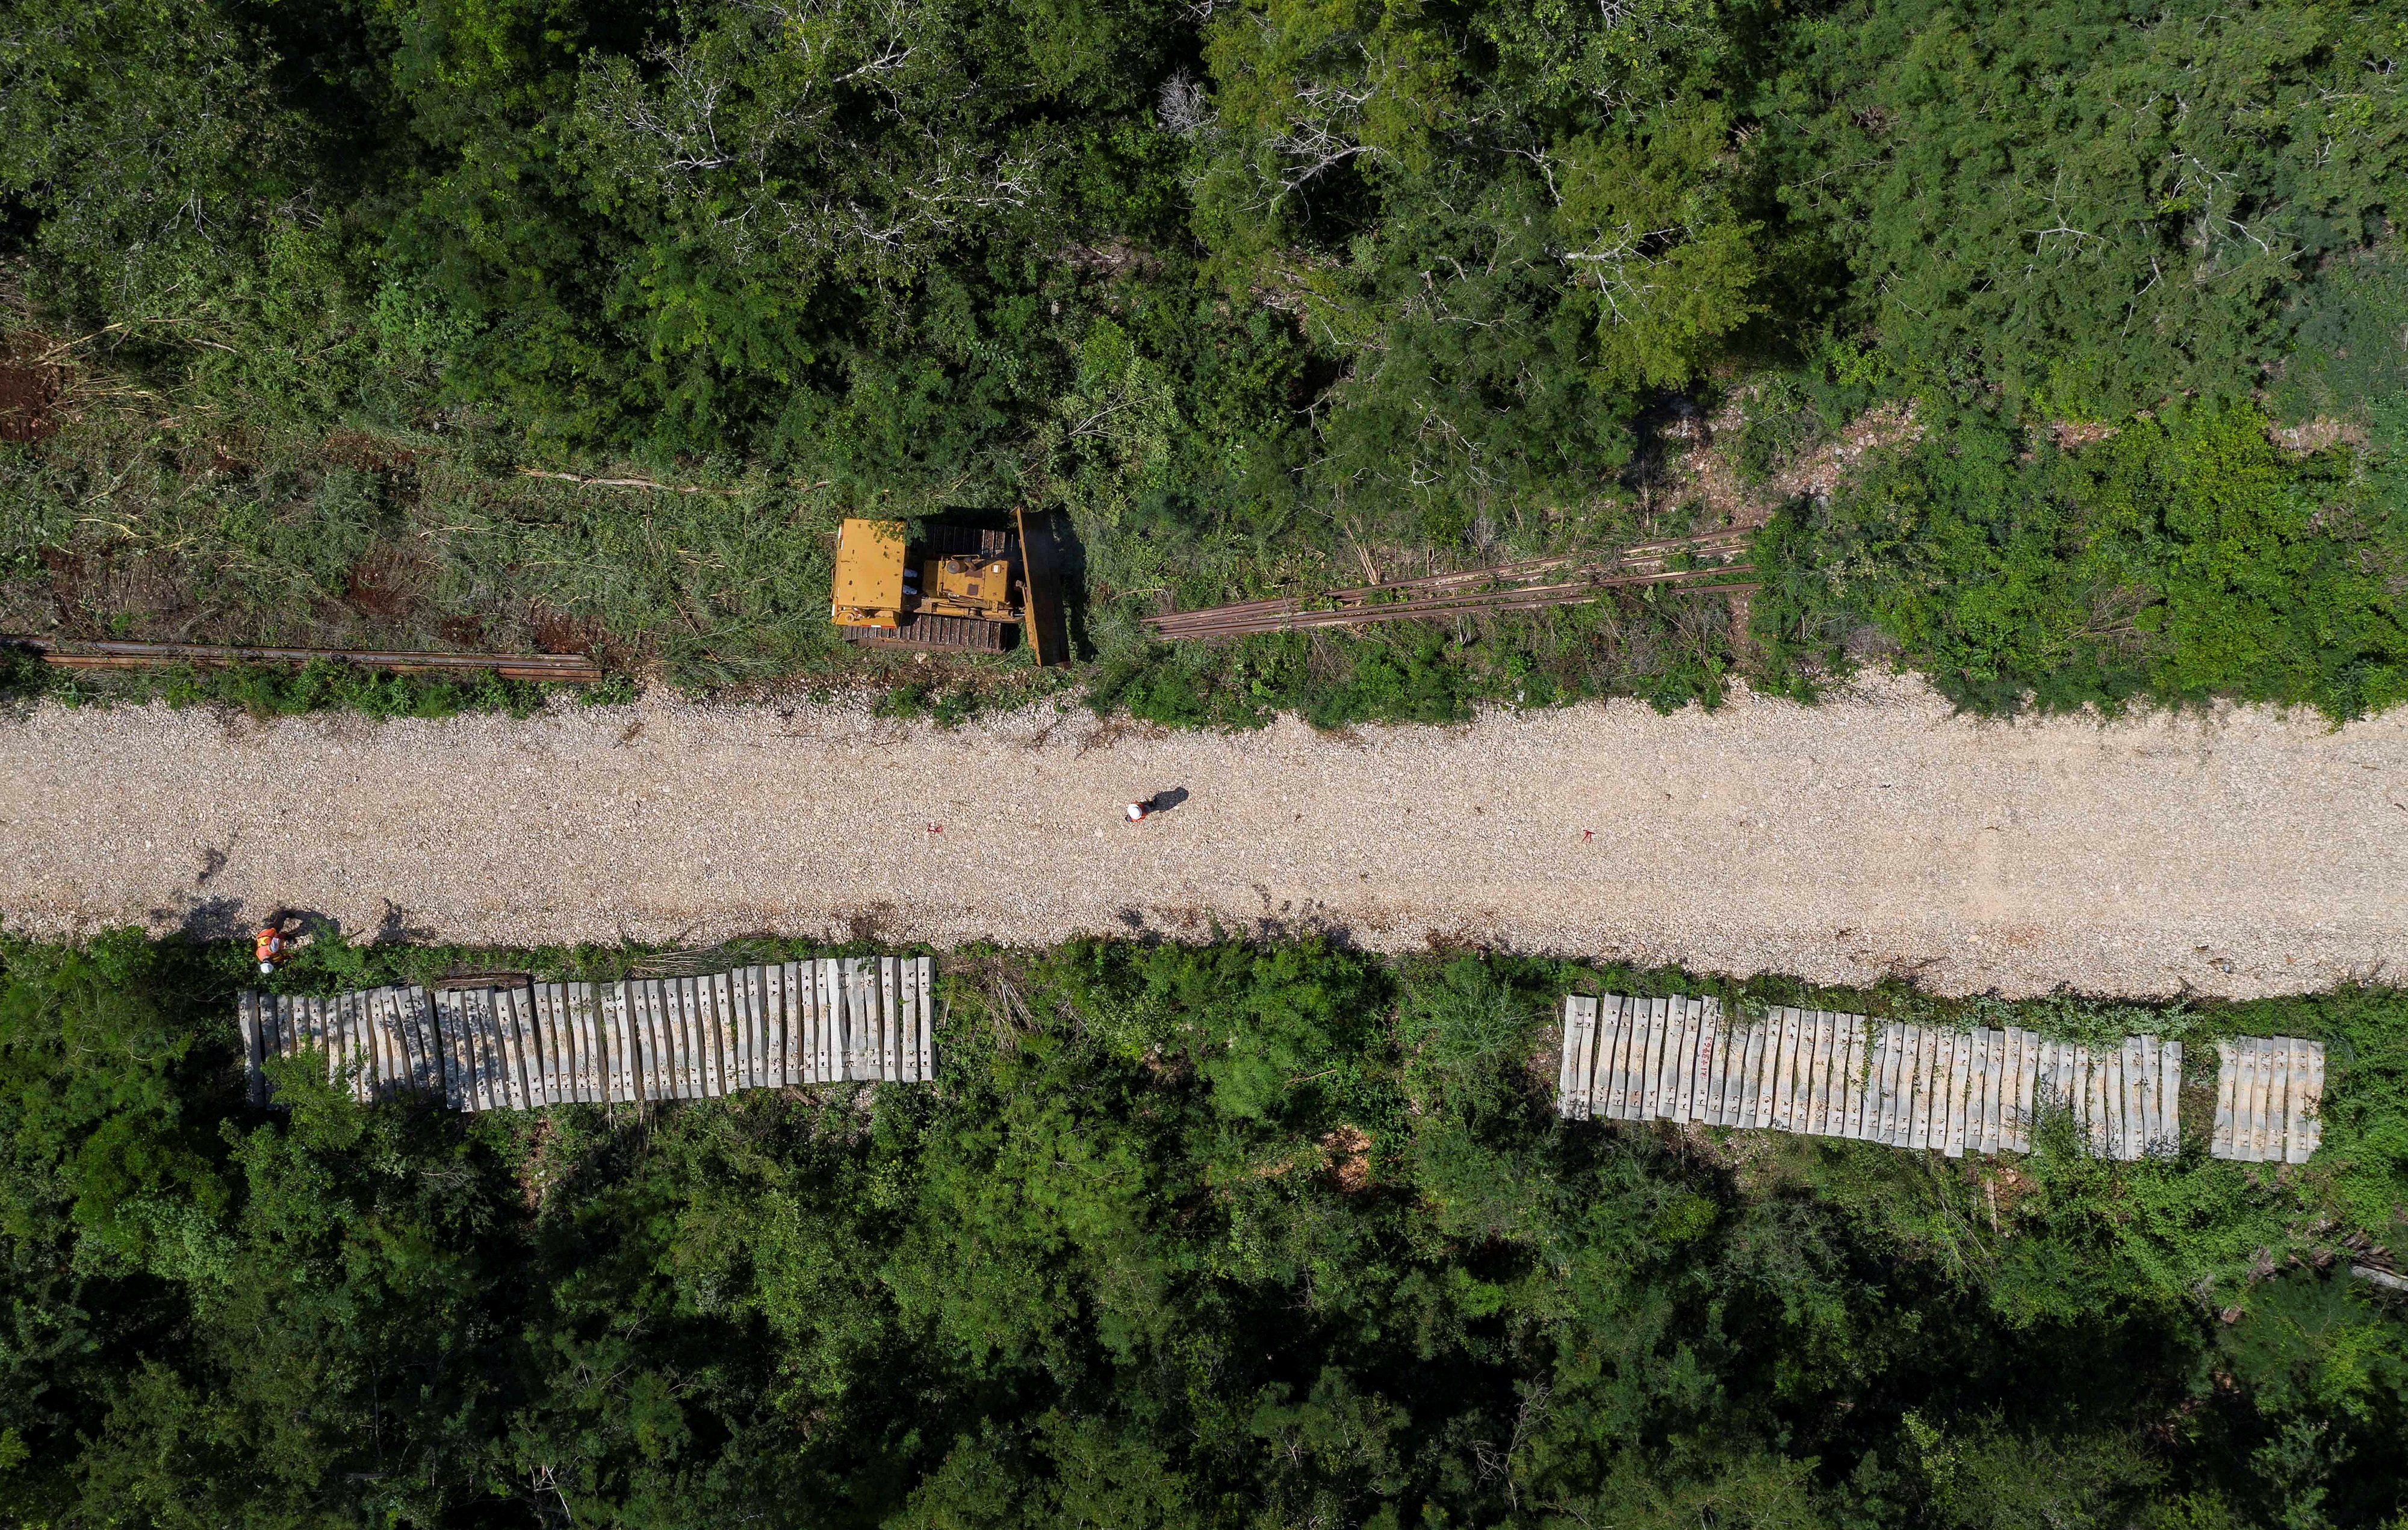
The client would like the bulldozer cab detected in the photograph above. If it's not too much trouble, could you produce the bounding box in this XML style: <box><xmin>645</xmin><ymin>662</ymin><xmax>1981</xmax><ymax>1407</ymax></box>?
<box><xmin>831</xmin><ymin>513</ymin><xmax>1068</xmax><ymax>663</ymax></box>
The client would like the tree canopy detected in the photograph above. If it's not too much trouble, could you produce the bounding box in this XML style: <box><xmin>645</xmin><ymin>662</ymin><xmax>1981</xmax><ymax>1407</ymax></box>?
<box><xmin>0</xmin><ymin>0</ymin><xmax>2402</xmax><ymax>718</ymax></box>
<box><xmin>4</xmin><ymin>932</ymin><xmax>2408</xmax><ymax>1526</ymax></box>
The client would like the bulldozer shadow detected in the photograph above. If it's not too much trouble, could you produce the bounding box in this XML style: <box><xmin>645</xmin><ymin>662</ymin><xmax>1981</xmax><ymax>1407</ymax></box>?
<box><xmin>1030</xmin><ymin>508</ymin><xmax>1096</xmax><ymax>665</ymax></box>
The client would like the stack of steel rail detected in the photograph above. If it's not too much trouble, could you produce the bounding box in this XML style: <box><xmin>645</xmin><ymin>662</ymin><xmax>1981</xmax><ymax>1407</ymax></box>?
<box><xmin>1143</xmin><ymin>531</ymin><xmax>1756</xmax><ymax>640</ymax></box>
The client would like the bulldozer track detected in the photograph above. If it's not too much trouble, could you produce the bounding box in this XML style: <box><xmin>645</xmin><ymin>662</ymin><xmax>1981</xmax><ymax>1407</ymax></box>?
<box><xmin>839</xmin><ymin>614</ymin><xmax>1011</xmax><ymax>653</ymax></box>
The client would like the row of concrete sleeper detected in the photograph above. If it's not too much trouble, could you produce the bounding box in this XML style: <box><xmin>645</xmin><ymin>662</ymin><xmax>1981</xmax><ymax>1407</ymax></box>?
<box><xmin>239</xmin><ymin>957</ymin><xmax>937</xmax><ymax>1109</ymax></box>
<box><xmin>1556</xmin><ymin>994</ymin><xmax>2185</xmax><ymax>1159</ymax></box>
<box><xmin>1557</xmin><ymin>995</ymin><xmax>2326</xmax><ymax>1163</ymax></box>
<box><xmin>2212</xmin><ymin>1034</ymin><xmax>2324</xmax><ymax>1164</ymax></box>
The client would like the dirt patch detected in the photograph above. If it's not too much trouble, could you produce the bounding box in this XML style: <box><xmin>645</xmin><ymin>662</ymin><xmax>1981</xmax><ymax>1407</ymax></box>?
<box><xmin>345</xmin><ymin>548</ymin><xmax>435</xmax><ymax>624</ymax></box>
<box><xmin>2049</xmin><ymin>421</ymin><xmax>2123</xmax><ymax>451</ymax></box>
<box><xmin>0</xmin><ymin>581</ymin><xmax>59</xmax><ymax>637</ymax></box>
<box><xmin>844</xmin><ymin>903</ymin><xmax>901</xmax><ymax>945</ymax></box>
<box><xmin>1981</xmin><ymin>1162</ymin><xmax>2042</xmax><ymax>1228</ymax></box>
<box><xmin>82</xmin><ymin>553</ymin><xmax>200</xmax><ymax>639</ymax></box>
<box><xmin>1674</xmin><ymin>398</ymin><xmax>1922</xmax><ymax>529</ymax></box>
<box><xmin>323</xmin><ymin>430</ymin><xmax>420</xmax><ymax>474</ymax></box>
<box><xmin>0</xmin><ymin>361</ymin><xmax>59</xmax><ymax>444</ymax></box>
<box><xmin>34</xmin><ymin>547</ymin><xmax>86</xmax><ymax>624</ymax></box>
<box><xmin>1321</xmin><ymin>1124</ymin><xmax>1373</xmax><ymax>1192</ymax></box>
<box><xmin>1054</xmin><ymin>240</ymin><xmax>1161</xmax><ymax>280</ymax></box>
<box><xmin>1147</xmin><ymin>902</ymin><xmax>1211</xmax><ymax>933</ymax></box>
<box><xmin>1072</xmin><ymin>714</ymin><xmax>1167</xmax><ymax>757</ymax></box>
<box><xmin>2268</xmin><ymin>416</ymin><xmax>2369</xmax><ymax>457</ymax></box>
<box><xmin>530</xmin><ymin>604</ymin><xmax>597</xmax><ymax>655</ymax></box>
<box><xmin>518</xmin><ymin>1112</ymin><xmax>561</xmax><ymax>1211</ymax></box>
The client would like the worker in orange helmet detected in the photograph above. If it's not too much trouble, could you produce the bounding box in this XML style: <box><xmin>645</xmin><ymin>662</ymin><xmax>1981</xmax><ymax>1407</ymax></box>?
<box><xmin>255</xmin><ymin>918</ymin><xmax>294</xmax><ymax>976</ymax></box>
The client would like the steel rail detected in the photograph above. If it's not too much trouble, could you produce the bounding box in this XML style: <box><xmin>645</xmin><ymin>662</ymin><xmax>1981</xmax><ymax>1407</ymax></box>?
<box><xmin>1313</xmin><ymin>551</ymin><xmax>1745</xmax><ymax>605</ymax></box>
<box><xmin>1147</xmin><ymin>531</ymin><xmax>1757</xmax><ymax>629</ymax></box>
<box><xmin>1149</xmin><ymin>569</ymin><xmax>1756</xmax><ymax>639</ymax></box>
<box><xmin>10</xmin><ymin>636</ymin><xmax>606</xmax><ymax>683</ymax></box>
<box><xmin>1157</xmin><ymin>563</ymin><xmax>1751</xmax><ymax>620</ymax></box>
<box><xmin>1168</xmin><ymin>583</ymin><xmax>1761</xmax><ymax>637</ymax></box>
<box><xmin>1147</xmin><ymin>560</ymin><xmax>1752</xmax><ymax>633</ymax></box>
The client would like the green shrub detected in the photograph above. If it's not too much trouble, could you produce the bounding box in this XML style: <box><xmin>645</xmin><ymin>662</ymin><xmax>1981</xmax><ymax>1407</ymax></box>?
<box><xmin>6</xmin><ymin>930</ymin><xmax>2408</xmax><ymax>1522</ymax></box>
<box><xmin>1757</xmin><ymin>404</ymin><xmax>2408</xmax><ymax>718</ymax></box>
<box><xmin>8</xmin><ymin>657</ymin><xmax>560</xmax><ymax>720</ymax></box>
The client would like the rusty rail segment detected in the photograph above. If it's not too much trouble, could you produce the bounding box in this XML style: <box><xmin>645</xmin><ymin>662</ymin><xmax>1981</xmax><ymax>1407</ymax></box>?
<box><xmin>1146</xmin><ymin>532</ymin><xmax>1758</xmax><ymax>640</ymax></box>
<box><xmin>10</xmin><ymin>637</ymin><xmax>605</xmax><ymax>683</ymax></box>
<box><xmin>1149</xmin><ymin>571</ymin><xmax>1759</xmax><ymax>639</ymax></box>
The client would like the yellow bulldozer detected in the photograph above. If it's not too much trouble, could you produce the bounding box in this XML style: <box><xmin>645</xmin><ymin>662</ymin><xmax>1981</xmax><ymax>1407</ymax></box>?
<box><xmin>830</xmin><ymin>508</ymin><xmax>1067</xmax><ymax>664</ymax></box>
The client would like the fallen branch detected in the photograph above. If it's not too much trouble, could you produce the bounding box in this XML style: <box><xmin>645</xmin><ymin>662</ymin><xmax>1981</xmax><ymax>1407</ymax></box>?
<box><xmin>517</xmin><ymin>469</ymin><xmax>741</xmax><ymax>496</ymax></box>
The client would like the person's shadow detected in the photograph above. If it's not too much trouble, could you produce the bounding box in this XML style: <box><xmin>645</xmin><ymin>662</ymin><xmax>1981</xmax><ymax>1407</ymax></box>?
<box><xmin>1143</xmin><ymin>787</ymin><xmax>1190</xmax><ymax>816</ymax></box>
<box><xmin>252</xmin><ymin>908</ymin><xmax>343</xmax><ymax>953</ymax></box>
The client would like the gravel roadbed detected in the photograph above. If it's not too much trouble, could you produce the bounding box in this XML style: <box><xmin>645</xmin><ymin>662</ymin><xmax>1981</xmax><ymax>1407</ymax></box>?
<box><xmin>4</xmin><ymin>673</ymin><xmax>2403</xmax><ymax>998</ymax></box>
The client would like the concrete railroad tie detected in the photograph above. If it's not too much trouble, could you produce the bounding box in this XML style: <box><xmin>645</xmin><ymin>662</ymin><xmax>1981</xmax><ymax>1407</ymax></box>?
<box><xmin>240</xmin><ymin>956</ymin><xmax>934</xmax><ymax>1110</ymax></box>
<box><xmin>1555</xmin><ymin>996</ymin><xmax>2324</xmax><ymax>1164</ymax></box>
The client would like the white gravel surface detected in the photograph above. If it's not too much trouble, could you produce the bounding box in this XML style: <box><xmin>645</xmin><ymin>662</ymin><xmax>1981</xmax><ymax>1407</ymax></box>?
<box><xmin>3</xmin><ymin>673</ymin><xmax>2403</xmax><ymax>997</ymax></box>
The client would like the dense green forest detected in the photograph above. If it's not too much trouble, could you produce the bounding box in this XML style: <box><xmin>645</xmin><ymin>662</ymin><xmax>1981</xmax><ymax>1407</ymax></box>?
<box><xmin>1</xmin><ymin>0</ymin><xmax>2404</xmax><ymax>720</ymax></box>
<box><xmin>3</xmin><ymin>929</ymin><xmax>2406</xmax><ymax>1526</ymax></box>
<box><xmin>7</xmin><ymin>8</ymin><xmax>2408</xmax><ymax>1525</ymax></box>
